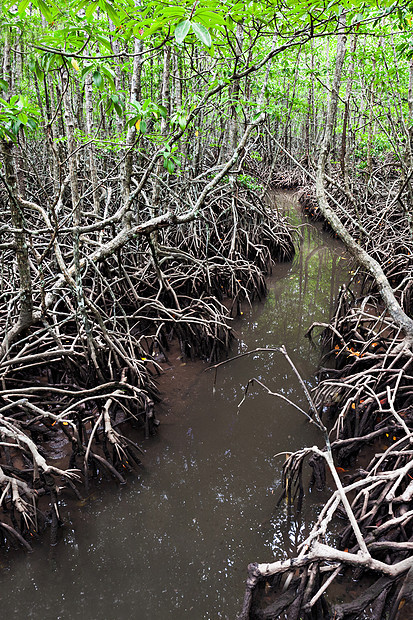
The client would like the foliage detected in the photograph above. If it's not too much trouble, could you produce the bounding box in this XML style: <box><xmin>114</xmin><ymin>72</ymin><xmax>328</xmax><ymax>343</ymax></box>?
<box><xmin>0</xmin><ymin>94</ymin><xmax>38</xmax><ymax>140</ymax></box>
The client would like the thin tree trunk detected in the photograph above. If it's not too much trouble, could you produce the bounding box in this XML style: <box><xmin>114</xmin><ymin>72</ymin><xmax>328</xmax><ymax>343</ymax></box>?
<box><xmin>340</xmin><ymin>34</ymin><xmax>357</xmax><ymax>192</ymax></box>
<box><xmin>122</xmin><ymin>33</ymin><xmax>143</xmax><ymax>207</ymax></box>
<box><xmin>84</xmin><ymin>59</ymin><xmax>100</xmax><ymax>215</ymax></box>
<box><xmin>151</xmin><ymin>46</ymin><xmax>170</xmax><ymax>214</ymax></box>
<box><xmin>228</xmin><ymin>22</ymin><xmax>244</xmax><ymax>155</ymax></box>
<box><xmin>0</xmin><ymin>140</ymin><xmax>33</xmax><ymax>354</ymax></box>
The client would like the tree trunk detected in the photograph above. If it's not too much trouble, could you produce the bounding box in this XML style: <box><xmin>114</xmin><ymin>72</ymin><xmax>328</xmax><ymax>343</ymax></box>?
<box><xmin>340</xmin><ymin>34</ymin><xmax>357</xmax><ymax>192</ymax></box>
<box><xmin>84</xmin><ymin>64</ymin><xmax>100</xmax><ymax>215</ymax></box>
<box><xmin>0</xmin><ymin>140</ymin><xmax>33</xmax><ymax>355</ymax></box>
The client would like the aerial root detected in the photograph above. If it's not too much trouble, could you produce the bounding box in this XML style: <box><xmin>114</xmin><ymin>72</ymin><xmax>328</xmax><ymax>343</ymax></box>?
<box><xmin>0</xmin><ymin>175</ymin><xmax>294</xmax><ymax>550</ymax></box>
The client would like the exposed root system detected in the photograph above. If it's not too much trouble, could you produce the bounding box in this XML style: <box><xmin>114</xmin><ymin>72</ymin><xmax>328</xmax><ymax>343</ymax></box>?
<box><xmin>239</xmin><ymin>295</ymin><xmax>413</xmax><ymax>618</ymax></box>
<box><xmin>238</xmin><ymin>168</ymin><xmax>413</xmax><ymax>618</ymax></box>
<box><xmin>0</xmin><ymin>175</ymin><xmax>294</xmax><ymax>551</ymax></box>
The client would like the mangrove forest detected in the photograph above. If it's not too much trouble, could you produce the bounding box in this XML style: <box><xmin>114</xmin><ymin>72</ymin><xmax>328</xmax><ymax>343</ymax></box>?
<box><xmin>1</xmin><ymin>0</ymin><xmax>413</xmax><ymax>618</ymax></box>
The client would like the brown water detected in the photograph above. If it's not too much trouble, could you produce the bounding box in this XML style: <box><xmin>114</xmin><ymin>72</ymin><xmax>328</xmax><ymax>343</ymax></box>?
<box><xmin>0</xmin><ymin>193</ymin><xmax>351</xmax><ymax>620</ymax></box>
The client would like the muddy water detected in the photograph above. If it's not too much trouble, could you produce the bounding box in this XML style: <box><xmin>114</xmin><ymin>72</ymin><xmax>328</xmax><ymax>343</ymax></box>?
<box><xmin>0</xmin><ymin>193</ymin><xmax>351</xmax><ymax>620</ymax></box>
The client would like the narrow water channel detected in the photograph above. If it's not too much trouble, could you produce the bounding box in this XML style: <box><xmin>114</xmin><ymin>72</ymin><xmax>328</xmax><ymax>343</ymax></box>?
<box><xmin>0</xmin><ymin>193</ymin><xmax>352</xmax><ymax>619</ymax></box>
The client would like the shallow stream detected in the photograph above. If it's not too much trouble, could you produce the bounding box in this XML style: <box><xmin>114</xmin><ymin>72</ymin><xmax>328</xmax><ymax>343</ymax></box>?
<box><xmin>0</xmin><ymin>193</ymin><xmax>352</xmax><ymax>619</ymax></box>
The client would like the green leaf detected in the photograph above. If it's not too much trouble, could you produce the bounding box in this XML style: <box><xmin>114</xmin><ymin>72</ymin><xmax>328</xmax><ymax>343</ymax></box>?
<box><xmin>34</xmin><ymin>62</ymin><xmax>44</xmax><ymax>81</ymax></box>
<box><xmin>101</xmin><ymin>66</ymin><xmax>116</xmax><ymax>90</ymax></box>
<box><xmin>105</xmin><ymin>1</ymin><xmax>120</xmax><ymax>26</ymax></box>
<box><xmin>18</xmin><ymin>0</ymin><xmax>30</xmax><ymax>16</ymax></box>
<box><xmin>175</xmin><ymin>19</ymin><xmax>191</xmax><ymax>44</ymax></box>
<box><xmin>12</xmin><ymin>120</ymin><xmax>22</xmax><ymax>135</ymax></box>
<box><xmin>18</xmin><ymin>112</ymin><xmax>28</xmax><ymax>124</ymax></box>
<box><xmin>160</xmin><ymin>7</ymin><xmax>185</xmax><ymax>17</ymax></box>
<box><xmin>191</xmin><ymin>22</ymin><xmax>212</xmax><ymax>47</ymax></box>
<box><xmin>105</xmin><ymin>75</ymin><xmax>116</xmax><ymax>91</ymax></box>
<box><xmin>95</xmin><ymin>35</ymin><xmax>114</xmax><ymax>53</ymax></box>
<box><xmin>81</xmin><ymin>64</ymin><xmax>94</xmax><ymax>79</ymax></box>
<box><xmin>101</xmin><ymin>64</ymin><xmax>117</xmax><ymax>79</ymax></box>
<box><xmin>3</xmin><ymin>127</ymin><xmax>17</xmax><ymax>141</ymax></box>
<box><xmin>41</xmin><ymin>53</ymin><xmax>53</xmax><ymax>73</ymax></box>
<box><xmin>157</xmin><ymin>104</ymin><xmax>168</xmax><ymax>118</ymax></box>
<box><xmin>37</xmin><ymin>0</ymin><xmax>53</xmax><ymax>22</ymax></box>
<box><xmin>85</xmin><ymin>1</ymin><xmax>99</xmax><ymax>21</ymax></box>
<box><xmin>142</xmin><ymin>23</ymin><xmax>163</xmax><ymax>37</ymax></box>
<box><xmin>0</xmin><ymin>79</ymin><xmax>8</xmax><ymax>92</ymax></box>
<box><xmin>166</xmin><ymin>159</ymin><xmax>174</xmax><ymax>173</ymax></box>
<box><xmin>194</xmin><ymin>9</ymin><xmax>227</xmax><ymax>26</ymax></box>
<box><xmin>93</xmin><ymin>71</ymin><xmax>103</xmax><ymax>89</ymax></box>
<box><xmin>51</xmin><ymin>53</ymin><xmax>63</xmax><ymax>69</ymax></box>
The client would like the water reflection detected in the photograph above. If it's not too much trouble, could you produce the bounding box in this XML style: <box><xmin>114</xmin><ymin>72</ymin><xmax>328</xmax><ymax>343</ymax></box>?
<box><xmin>0</xmin><ymin>193</ymin><xmax>351</xmax><ymax>620</ymax></box>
